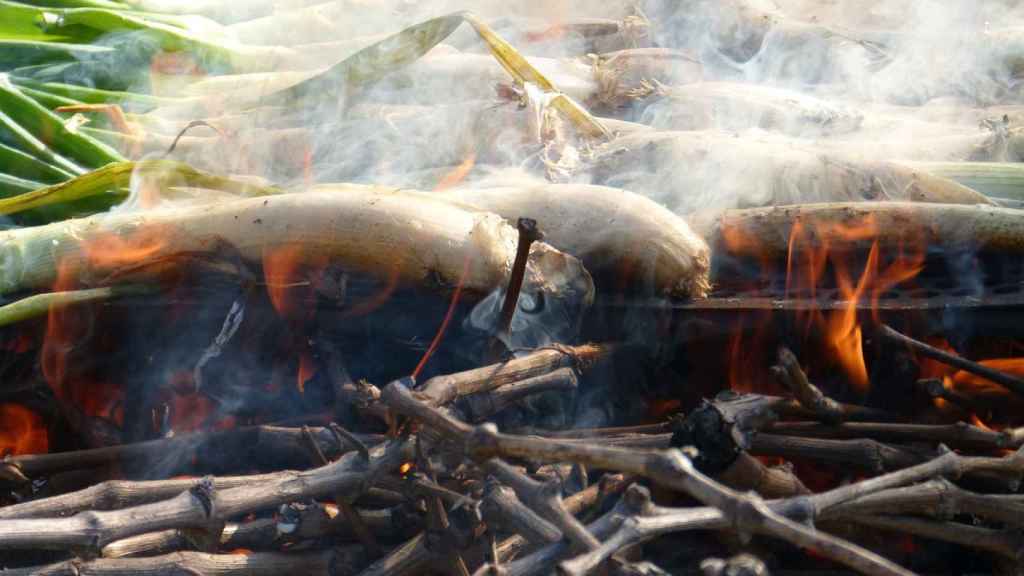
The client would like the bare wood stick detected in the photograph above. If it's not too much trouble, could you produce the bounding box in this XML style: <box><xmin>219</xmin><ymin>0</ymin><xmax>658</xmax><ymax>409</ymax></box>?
<box><xmin>846</xmin><ymin>515</ymin><xmax>1024</xmax><ymax>559</ymax></box>
<box><xmin>3</xmin><ymin>546</ymin><xmax>365</xmax><ymax>576</ymax></box>
<box><xmin>0</xmin><ymin>425</ymin><xmax>383</xmax><ymax>482</ymax></box>
<box><xmin>484</xmin><ymin>459</ymin><xmax>600</xmax><ymax>552</ymax></box>
<box><xmin>509</xmin><ymin>423</ymin><xmax>672</xmax><ymax>438</ymax></box>
<box><xmin>823</xmin><ymin>478</ymin><xmax>1024</xmax><ymax>528</ymax></box>
<box><xmin>0</xmin><ymin>474</ymin><xmax>282</xmax><ymax>520</ymax></box>
<box><xmin>463</xmin><ymin>367</ymin><xmax>579</xmax><ymax>422</ymax></box>
<box><xmin>381</xmin><ymin>379</ymin><xmax>915</xmax><ymax>576</ymax></box>
<box><xmin>774</xmin><ymin>347</ymin><xmax>844</xmax><ymax>424</ymax></box>
<box><xmin>701</xmin><ymin>554</ymin><xmax>770</xmax><ymax>576</ymax></box>
<box><xmin>357</xmin><ymin>533</ymin><xmax>431</xmax><ymax>576</ymax></box>
<box><xmin>416</xmin><ymin>343</ymin><xmax>614</xmax><ymax>406</ymax></box>
<box><xmin>493</xmin><ymin>473</ymin><xmax>631</xmax><ymax>567</ymax></box>
<box><xmin>877</xmin><ymin>324</ymin><xmax>1024</xmax><ymax>398</ymax></box>
<box><xmin>300</xmin><ymin>425</ymin><xmax>382</xmax><ymax>559</ymax></box>
<box><xmin>0</xmin><ymin>439</ymin><xmax>412</xmax><ymax>550</ymax></box>
<box><xmin>374</xmin><ymin>473</ymin><xmax>467</xmax><ymax>508</ymax></box>
<box><xmin>481</xmin><ymin>478</ymin><xmax>563</xmax><ymax>545</ymax></box>
<box><xmin>765</xmin><ymin>421</ymin><xmax>1024</xmax><ymax>451</ymax></box>
<box><xmin>101</xmin><ymin>502</ymin><xmax>404</xmax><ymax>558</ymax></box>
<box><xmin>557</xmin><ymin>450</ymin><xmax>1024</xmax><ymax>576</ymax></box>
<box><xmin>497</xmin><ymin>486</ymin><xmax>643</xmax><ymax>576</ymax></box>
<box><xmin>750</xmin><ymin>434</ymin><xmax>927</xmax><ymax>473</ymax></box>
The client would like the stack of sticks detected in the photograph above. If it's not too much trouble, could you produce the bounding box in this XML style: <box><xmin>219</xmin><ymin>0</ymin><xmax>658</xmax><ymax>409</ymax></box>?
<box><xmin>3</xmin><ymin>325</ymin><xmax>1024</xmax><ymax>576</ymax></box>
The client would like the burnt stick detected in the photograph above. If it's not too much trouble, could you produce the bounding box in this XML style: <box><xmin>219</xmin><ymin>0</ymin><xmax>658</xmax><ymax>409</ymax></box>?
<box><xmin>765</xmin><ymin>421</ymin><xmax>1024</xmax><ymax>451</ymax></box>
<box><xmin>877</xmin><ymin>324</ymin><xmax>1024</xmax><ymax>398</ymax></box>
<box><xmin>845</xmin><ymin>515</ymin><xmax>1024</xmax><ymax>560</ymax></box>
<box><xmin>100</xmin><ymin>504</ymin><xmax>406</xmax><ymax>558</ymax></box>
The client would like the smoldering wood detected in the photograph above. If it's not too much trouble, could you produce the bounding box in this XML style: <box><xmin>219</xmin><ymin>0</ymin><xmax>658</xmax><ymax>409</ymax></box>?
<box><xmin>0</xmin><ymin>439</ymin><xmax>411</xmax><ymax>550</ymax></box>
<box><xmin>1</xmin><ymin>425</ymin><xmax>384</xmax><ymax>483</ymax></box>
<box><xmin>667</xmin><ymin>395</ymin><xmax>809</xmax><ymax>498</ymax></box>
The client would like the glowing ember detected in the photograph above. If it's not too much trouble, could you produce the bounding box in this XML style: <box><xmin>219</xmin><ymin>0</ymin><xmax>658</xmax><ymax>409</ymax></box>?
<box><xmin>399</xmin><ymin>462</ymin><xmax>413</xmax><ymax>475</ymax></box>
<box><xmin>0</xmin><ymin>403</ymin><xmax>48</xmax><ymax>456</ymax></box>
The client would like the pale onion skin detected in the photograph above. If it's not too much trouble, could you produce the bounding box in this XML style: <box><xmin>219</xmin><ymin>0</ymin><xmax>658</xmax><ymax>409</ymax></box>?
<box><xmin>439</xmin><ymin>183</ymin><xmax>711</xmax><ymax>298</ymax></box>
<box><xmin>589</xmin><ymin>130</ymin><xmax>995</xmax><ymax>219</ymax></box>
<box><xmin>0</xmin><ymin>187</ymin><xmax>593</xmax><ymax>312</ymax></box>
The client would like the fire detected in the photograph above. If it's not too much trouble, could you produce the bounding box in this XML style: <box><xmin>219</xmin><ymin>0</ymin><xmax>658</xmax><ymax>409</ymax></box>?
<box><xmin>434</xmin><ymin>152</ymin><xmax>477</xmax><ymax>191</ymax></box>
<box><xmin>947</xmin><ymin>358</ymin><xmax>1024</xmax><ymax>398</ymax></box>
<box><xmin>262</xmin><ymin>244</ymin><xmax>327</xmax><ymax>321</ymax></box>
<box><xmin>81</xmin><ymin>228</ymin><xmax>168</xmax><ymax>272</ymax></box>
<box><xmin>297</xmin><ymin>351</ymin><xmax>315</xmax><ymax>395</ymax></box>
<box><xmin>784</xmin><ymin>215</ymin><xmax>923</xmax><ymax>393</ymax></box>
<box><xmin>262</xmin><ymin>245</ymin><xmax>331</xmax><ymax>393</ymax></box>
<box><xmin>0</xmin><ymin>403</ymin><xmax>48</xmax><ymax>456</ymax></box>
<box><xmin>399</xmin><ymin>461</ymin><xmax>413</xmax><ymax>475</ymax></box>
<box><xmin>723</xmin><ymin>214</ymin><xmax>925</xmax><ymax>394</ymax></box>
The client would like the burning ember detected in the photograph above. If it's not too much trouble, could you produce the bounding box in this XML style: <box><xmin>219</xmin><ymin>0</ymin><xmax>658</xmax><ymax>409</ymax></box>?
<box><xmin>0</xmin><ymin>404</ymin><xmax>48</xmax><ymax>457</ymax></box>
<box><xmin>2</xmin><ymin>1</ymin><xmax>1024</xmax><ymax>575</ymax></box>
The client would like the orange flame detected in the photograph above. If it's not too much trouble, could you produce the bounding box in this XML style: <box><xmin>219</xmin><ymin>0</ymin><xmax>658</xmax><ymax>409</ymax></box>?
<box><xmin>41</xmin><ymin>229</ymin><xmax>170</xmax><ymax>420</ymax></box>
<box><xmin>297</xmin><ymin>351</ymin><xmax>315</xmax><ymax>395</ymax></box>
<box><xmin>434</xmin><ymin>152</ymin><xmax>477</xmax><ymax>191</ymax></box>
<box><xmin>262</xmin><ymin>244</ymin><xmax>328</xmax><ymax>321</ymax></box>
<box><xmin>262</xmin><ymin>245</ymin><xmax>331</xmax><ymax>393</ymax></box>
<box><xmin>0</xmin><ymin>403</ymin><xmax>49</xmax><ymax>456</ymax></box>
<box><xmin>723</xmin><ymin>214</ymin><xmax>925</xmax><ymax>394</ymax></box>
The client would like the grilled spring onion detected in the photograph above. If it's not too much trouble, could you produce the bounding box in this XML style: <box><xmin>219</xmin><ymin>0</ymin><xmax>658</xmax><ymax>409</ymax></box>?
<box><xmin>901</xmin><ymin>161</ymin><xmax>1024</xmax><ymax>202</ymax></box>
<box><xmin>0</xmin><ymin>74</ymin><xmax>123</xmax><ymax>170</ymax></box>
<box><xmin>0</xmin><ymin>159</ymin><xmax>280</xmax><ymax>220</ymax></box>
<box><xmin>0</xmin><ymin>284</ymin><xmax>152</xmax><ymax>328</ymax></box>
